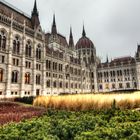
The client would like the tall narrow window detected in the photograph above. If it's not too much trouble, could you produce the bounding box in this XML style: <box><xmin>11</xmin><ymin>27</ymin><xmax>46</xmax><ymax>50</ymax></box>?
<box><xmin>25</xmin><ymin>73</ymin><xmax>30</xmax><ymax>84</ymax></box>
<box><xmin>0</xmin><ymin>69</ymin><xmax>3</xmax><ymax>82</ymax></box>
<box><xmin>17</xmin><ymin>41</ymin><xmax>20</xmax><ymax>54</ymax></box>
<box><xmin>53</xmin><ymin>81</ymin><xmax>57</xmax><ymax>88</ymax></box>
<box><xmin>2</xmin><ymin>36</ymin><xmax>6</xmax><ymax>50</ymax></box>
<box><xmin>36</xmin><ymin>45</ymin><xmax>41</xmax><ymax>60</ymax></box>
<box><xmin>12</xmin><ymin>36</ymin><xmax>21</xmax><ymax>55</ymax></box>
<box><xmin>13</xmin><ymin>40</ymin><xmax>16</xmax><ymax>53</ymax></box>
<box><xmin>25</xmin><ymin>40</ymin><xmax>32</xmax><ymax>57</ymax></box>
<box><xmin>11</xmin><ymin>71</ymin><xmax>18</xmax><ymax>83</ymax></box>
<box><xmin>36</xmin><ymin>74</ymin><xmax>41</xmax><ymax>85</ymax></box>
<box><xmin>59</xmin><ymin>82</ymin><xmax>62</xmax><ymax>88</ymax></box>
<box><xmin>0</xmin><ymin>30</ymin><xmax>7</xmax><ymax>51</ymax></box>
<box><xmin>46</xmin><ymin>80</ymin><xmax>50</xmax><ymax>87</ymax></box>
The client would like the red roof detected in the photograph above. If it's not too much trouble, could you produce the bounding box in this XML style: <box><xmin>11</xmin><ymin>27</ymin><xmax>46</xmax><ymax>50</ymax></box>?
<box><xmin>98</xmin><ymin>56</ymin><xmax>136</xmax><ymax>68</ymax></box>
<box><xmin>112</xmin><ymin>56</ymin><xmax>133</xmax><ymax>62</ymax></box>
<box><xmin>76</xmin><ymin>36</ymin><xmax>94</xmax><ymax>49</ymax></box>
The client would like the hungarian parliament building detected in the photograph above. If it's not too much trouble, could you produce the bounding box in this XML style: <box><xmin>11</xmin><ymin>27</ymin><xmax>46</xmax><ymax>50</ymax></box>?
<box><xmin>0</xmin><ymin>0</ymin><xmax>140</xmax><ymax>97</ymax></box>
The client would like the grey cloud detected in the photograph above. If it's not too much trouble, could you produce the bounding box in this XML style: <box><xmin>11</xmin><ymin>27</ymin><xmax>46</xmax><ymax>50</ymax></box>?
<box><xmin>5</xmin><ymin>0</ymin><xmax>140</xmax><ymax>62</ymax></box>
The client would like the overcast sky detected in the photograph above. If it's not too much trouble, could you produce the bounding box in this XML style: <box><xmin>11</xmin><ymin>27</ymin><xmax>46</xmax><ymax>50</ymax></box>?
<box><xmin>4</xmin><ymin>0</ymin><xmax>140</xmax><ymax>61</ymax></box>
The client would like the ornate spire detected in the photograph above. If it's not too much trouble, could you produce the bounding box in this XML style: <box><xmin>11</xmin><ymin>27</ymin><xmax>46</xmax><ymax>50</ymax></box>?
<box><xmin>51</xmin><ymin>14</ymin><xmax>57</xmax><ymax>35</ymax></box>
<box><xmin>31</xmin><ymin>0</ymin><xmax>40</xmax><ymax>29</ymax></box>
<box><xmin>69</xmin><ymin>26</ymin><xmax>74</xmax><ymax>47</ymax></box>
<box><xmin>32</xmin><ymin>0</ymin><xmax>38</xmax><ymax>16</ymax></box>
<box><xmin>53</xmin><ymin>14</ymin><xmax>56</xmax><ymax>26</ymax></box>
<box><xmin>70</xmin><ymin>26</ymin><xmax>73</xmax><ymax>38</ymax></box>
<box><xmin>82</xmin><ymin>25</ymin><xmax>86</xmax><ymax>37</ymax></box>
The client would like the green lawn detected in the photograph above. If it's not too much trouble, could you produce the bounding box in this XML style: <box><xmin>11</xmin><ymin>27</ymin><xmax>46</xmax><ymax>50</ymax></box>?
<box><xmin>0</xmin><ymin>109</ymin><xmax>140</xmax><ymax>140</ymax></box>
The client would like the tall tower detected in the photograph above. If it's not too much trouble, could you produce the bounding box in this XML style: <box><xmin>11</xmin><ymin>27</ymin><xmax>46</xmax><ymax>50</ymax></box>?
<box><xmin>76</xmin><ymin>25</ymin><xmax>98</xmax><ymax>93</ymax></box>
<box><xmin>31</xmin><ymin>0</ymin><xmax>40</xmax><ymax>29</ymax></box>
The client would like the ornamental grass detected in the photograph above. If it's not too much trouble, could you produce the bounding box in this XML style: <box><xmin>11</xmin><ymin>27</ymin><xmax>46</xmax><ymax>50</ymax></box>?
<box><xmin>33</xmin><ymin>92</ymin><xmax>140</xmax><ymax>111</ymax></box>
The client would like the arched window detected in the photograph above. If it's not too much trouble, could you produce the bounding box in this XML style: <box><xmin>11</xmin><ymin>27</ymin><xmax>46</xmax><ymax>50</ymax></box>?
<box><xmin>25</xmin><ymin>40</ymin><xmax>32</xmax><ymax>57</ymax></box>
<box><xmin>119</xmin><ymin>83</ymin><xmax>123</xmax><ymax>89</ymax></box>
<box><xmin>99</xmin><ymin>85</ymin><xmax>102</xmax><ymax>90</ymax></box>
<box><xmin>110</xmin><ymin>71</ymin><xmax>113</xmax><ymax>77</ymax></box>
<box><xmin>71</xmin><ymin>83</ymin><xmax>73</xmax><ymax>88</ymax></box>
<box><xmin>36</xmin><ymin>45</ymin><xmax>41</xmax><ymax>60</ymax></box>
<box><xmin>113</xmin><ymin>71</ymin><xmax>115</xmax><ymax>77</ymax></box>
<box><xmin>120</xmin><ymin>70</ymin><xmax>122</xmax><ymax>76</ymax></box>
<box><xmin>46</xmin><ymin>80</ymin><xmax>50</xmax><ymax>87</ymax></box>
<box><xmin>134</xmin><ymin>82</ymin><xmax>137</xmax><ymax>88</ymax></box>
<box><xmin>127</xmin><ymin>69</ymin><xmax>129</xmax><ymax>75</ymax></box>
<box><xmin>13</xmin><ymin>40</ymin><xmax>16</xmax><ymax>53</ymax></box>
<box><xmin>0</xmin><ymin>30</ymin><xmax>7</xmax><ymax>51</ymax></box>
<box><xmin>0</xmin><ymin>69</ymin><xmax>3</xmax><ymax>82</ymax></box>
<box><xmin>53</xmin><ymin>81</ymin><xmax>57</xmax><ymax>88</ymax></box>
<box><xmin>126</xmin><ymin>83</ymin><xmax>130</xmax><ymax>88</ymax></box>
<box><xmin>13</xmin><ymin>36</ymin><xmax>21</xmax><ymax>54</ymax></box>
<box><xmin>25</xmin><ymin>73</ymin><xmax>30</xmax><ymax>84</ymax></box>
<box><xmin>59</xmin><ymin>82</ymin><xmax>62</xmax><ymax>88</ymax></box>
<box><xmin>11</xmin><ymin>71</ymin><xmax>18</xmax><ymax>83</ymax></box>
<box><xmin>36</xmin><ymin>74</ymin><xmax>41</xmax><ymax>85</ymax></box>
<box><xmin>112</xmin><ymin>84</ymin><xmax>115</xmax><ymax>89</ymax></box>
<box><xmin>66</xmin><ymin>82</ymin><xmax>68</xmax><ymax>88</ymax></box>
<box><xmin>17</xmin><ymin>41</ymin><xmax>20</xmax><ymax>54</ymax></box>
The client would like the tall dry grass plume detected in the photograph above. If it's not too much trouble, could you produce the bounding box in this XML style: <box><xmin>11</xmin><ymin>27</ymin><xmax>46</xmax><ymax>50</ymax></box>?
<box><xmin>33</xmin><ymin>92</ymin><xmax>140</xmax><ymax>111</ymax></box>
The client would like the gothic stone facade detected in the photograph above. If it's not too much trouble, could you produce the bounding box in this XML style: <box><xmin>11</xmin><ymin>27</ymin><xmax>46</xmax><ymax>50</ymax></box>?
<box><xmin>0</xmin><ymin>0</ymin><xmax>140</xmax><ymax>98</ymax></box>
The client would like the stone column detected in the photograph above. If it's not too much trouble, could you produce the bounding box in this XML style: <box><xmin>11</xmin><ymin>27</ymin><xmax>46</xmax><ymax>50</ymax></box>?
<box><xmin>5</xmin><ymin>15</ymin><xmax>13</xmax><ymax>97</ymax></box>
<box><xmin>102</xmin><ymin>69</ymin><xmax>105</xmax><ymax>92</ymax></box>
<box><xmin>115</xmin><ymin>69</ymin><xmax>118</xmax><ymax>90</ymax></box>
<box><xmin>122</xmin><ymin>68</ymin><xmax>125</xmax><ymax>90</ymax></box>
<box><xmin>63</xmin><ymin>52</ymin><xmax>66</xmax><ymax>94</ymax></box>
<box><xmin>20</xmin><ymin>21</ymin><xmax>26</xmax><ymax>97</ymax></box>
<box><xmin>81</xmin><ymin>68</ymin><xmax>84</xmax><ymax>93</ymax></box>
<box><xmin>32</xmin><ymin>39</ymin><xmax>36</xmax><ymax>96</ymax></box>
<box><xmin>42</xmin><ymin>42</ymin><xmax>46</xmax><ymax>95</ymax></box>
<box><xmin>136</xmin><ymin>62</ymin><xmax>140</xmax><ymax>90</ymax></box>
<box><xmin>94</xmin><ymin>66</ymin><xmax>98</xmax><ymax>93</ymax></box>
<box><xmin>108</xmin><ymin>69</ymin><xmax>111</xmax><ymax>92</ymax></box>
<box><xmin>50</xmin><ymin>55</ymin><xmax>53</xmax><ymax>95</ymax></box>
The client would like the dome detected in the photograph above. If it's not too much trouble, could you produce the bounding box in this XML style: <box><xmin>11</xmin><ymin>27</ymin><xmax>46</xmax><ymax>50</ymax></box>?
<box><xmin>76</xmin><ymin>26</ymin><xmax>95</xmax><ymax>49</ymax></box>
<box><xmin>76</xmin><ymin>36</ymin><xmax>94</xmax><ymax>49</ymax></box>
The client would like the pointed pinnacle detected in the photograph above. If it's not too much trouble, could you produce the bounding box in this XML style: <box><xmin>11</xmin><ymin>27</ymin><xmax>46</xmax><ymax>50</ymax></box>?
<box><xmin>32</xmin><ymin>0</ymin><xmax>38</xmax><ymax>16</ymax></box>
<box><xmin>34</xmin><ymin>0</ymin><xmax>37</xmax><ymax>11</ymax></box>
<box><xmin>82</xmin><ymin>25</ymin><xmax>86</xmax><ymax>37</ymax></box>
<box><xmin>70</xmin><ymin>26</ymin><xmax>73</xmax><ymax>38</ymax></box>
<box><xmin>53</xmin><ymin>14</ymin><xmax>56</xmax><ymax>26</ymax></box>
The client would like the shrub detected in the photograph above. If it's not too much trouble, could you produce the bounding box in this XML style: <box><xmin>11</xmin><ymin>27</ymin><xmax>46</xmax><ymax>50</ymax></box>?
<box><xmin>0</xmin><ymin>109</ymin><xmax>140</xmax><ymax>140</ymax></box>
<box><xmin>14</xmin><ymin>96</ymin><xmax>35</xmax><ymax>104</ymax></box>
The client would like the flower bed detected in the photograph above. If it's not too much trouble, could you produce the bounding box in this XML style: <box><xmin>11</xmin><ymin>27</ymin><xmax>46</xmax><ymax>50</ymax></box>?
<box><xmin>0</xmin><ymin>102</ymin><xmax>46</xmax><ymax>125</ymax></box>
